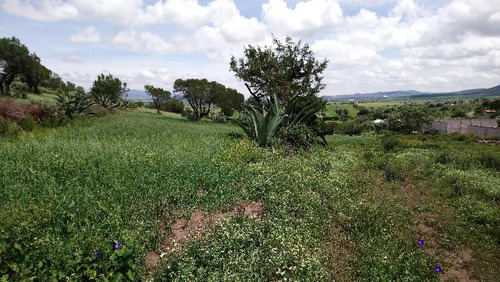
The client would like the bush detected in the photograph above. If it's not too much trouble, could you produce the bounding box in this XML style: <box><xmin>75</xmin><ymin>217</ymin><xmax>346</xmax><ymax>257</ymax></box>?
<box><xmin>341</xmin><ymin>118</ymin><xmax>371</xmax><ymax>135</ymax></box>
<box><xmin>10</xmin><ymin>80</ymin><xmax>29</xmax><ymax>98</ymax></box>
<box><xmin>86</xmin><ymin>104</ymin><xmax>110</xmax><ymax>117</ymax></box>
<box><xmin>381</xmin><ymin>136</ymin><xmax>403</xmax><ymax>151</ymax></box>
<box><xmin>208</xmin><ymin>112</ymin><xmax>229</xmax><ymax>123</ymax></box>
<box><xmin>277</xmin><ymin>124</ymin><xmax>314</xmax><ymax>149</ymax></box>
<box><xmin>20</xmin><ymin>116</ymin><xmax>38</xmax><ymax>131</ymax></box>
<box><xmin>181</xmin><ymin>109</ymin><xmax>200</xmax><ymax>121</ymax></box>
<box><xmin>0</xmin><ymin>117</ymin><xmax>21</xmax><ymax>137</ymax></box>
<box><xmin>162</xmin><ymin>99</ymin><xmax>184</xmax><ymax>113</ymax></box>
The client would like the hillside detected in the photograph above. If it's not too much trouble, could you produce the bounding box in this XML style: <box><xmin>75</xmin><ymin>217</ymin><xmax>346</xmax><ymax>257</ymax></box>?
<box><xmin>323</xmin><ymin>84</ymin><xmax>500</xmax><ymax>102</ymax></box>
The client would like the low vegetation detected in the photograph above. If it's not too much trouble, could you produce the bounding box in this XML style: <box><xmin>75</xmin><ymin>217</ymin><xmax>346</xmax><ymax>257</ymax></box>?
<box><xmin>1</xmin><ymin>109</ymin><xmax>498</xmax><ymax>280</ymax></box>
<box><xmin>1</xmin><ymin>35</ymin><xmax>499</xmax><ymax>281</ymax></box>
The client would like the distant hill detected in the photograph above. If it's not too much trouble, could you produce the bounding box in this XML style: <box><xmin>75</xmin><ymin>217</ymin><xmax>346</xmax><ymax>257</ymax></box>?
<box><xmin>125</xmin><ymin>89</ymin><xmax>187</xmax><ymax>103</ymax></box>
<box><xmin>322</xmin><ymin>84</ymin><xmax>500</xmax><ymax>102</ymax></box>
<box><xmin>125</xmin><ymin>89</ymin><xmax>151</xmax><ymax>101</ymax></box>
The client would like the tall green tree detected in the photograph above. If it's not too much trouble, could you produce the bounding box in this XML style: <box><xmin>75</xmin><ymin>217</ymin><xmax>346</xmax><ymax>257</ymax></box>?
<box><xmin>230</xmin><ymin>36</ymin><xmax>328</xmax><ymax>105</ymax></box>
<box><xmin>387</xmin><ymin>105</ymin><xmax>433</xmax><ymax>134</ymax></box>
<box><xmin>174</xmin><ymin>78</ymin><xmax>243</xmax><ymax>119</ymax></box>
<box><xmin>0</xmin><ymin>37</ymin><xmax>32</xmax><ymax>95</ymax></box>
<box><xmin>89</xmin><ymin>74</ymin><xmax>129</xmax><ymax>108</ymax></box>
<box><xmin>144</xmin><ymin>85</ymin><xmax>171</xmax><ymax>114</ymax></box>
<box><xmin>213</xmin><ymin>86</ymin><xmax>244</xmax><ymax>117</ymax></box>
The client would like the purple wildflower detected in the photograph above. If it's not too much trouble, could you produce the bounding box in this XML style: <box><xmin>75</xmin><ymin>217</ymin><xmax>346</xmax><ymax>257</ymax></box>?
<box><xmin>114</xmin><ymin>241</ymin><xmax>122</xmax><ymax>250</ymax></box>
<box><xmin>418</xmin><ymin>240</ymin><xmax>425</xmax><ymax>247</ymax></box>
<box><xmin>434</xmin><ymin>266</ymin><xmax>443</xmax><ymax>274</ymax></box>
<box><xmin>291</xmin><ymin>150</ymin><xmax>295</xmax><ymax>157</ymax></box>
<box><xmin>94</xmin><ymin>251</ymin><xmax>99</xmax><ymax>258</ymax></box>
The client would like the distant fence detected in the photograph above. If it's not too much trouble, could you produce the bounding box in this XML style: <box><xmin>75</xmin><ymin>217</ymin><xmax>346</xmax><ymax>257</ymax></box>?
<box><xmin>432</xmin><ymin>119</ymin><xmax>500</xmax><ymax>136</ymax></box>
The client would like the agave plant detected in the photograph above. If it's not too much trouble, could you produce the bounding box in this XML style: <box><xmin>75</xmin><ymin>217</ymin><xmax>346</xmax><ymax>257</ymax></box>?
<box><xmin>55</xmin><ymin>90</ymin><xmax>94</xmax><ymax>119</ymax></box>
<box><xmin>232</xmin><ymin>94</ymin><xmax>284</xmax><ymax>147</ymax></box>
<box><xmin>232</xmin><ymin>94</ymin><xmax>323</xmax><ymax>147</ymax></box>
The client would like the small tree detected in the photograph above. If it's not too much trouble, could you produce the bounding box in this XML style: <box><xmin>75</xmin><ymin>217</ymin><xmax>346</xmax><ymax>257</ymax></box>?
<box><xmin>144</xmin><ymin>85</ymin><xmax>171</xmax><ymax>114</ymax></box>
<box><xmin>230</xmin><ymin>36</ymin><xmax>328</xmax><ymax>105</ymax></box>
<box><xmin>174</xmin><ymin>78</ymin><xmax>243</xmax><ymax>120</ymax></box>
<box><xmin>213</xmin><ymin>87</ymin><xmax>244</xmax><ymax>117</ymax></box>
<box><xmin>387</xmin><ymin>105</ymin><xmax>432</xmax><ymax>134</ymax></box>
<box><xmin>89</xmin><ymin>74</ymin><xmax>128</xmax><ymax>108</ymax></box>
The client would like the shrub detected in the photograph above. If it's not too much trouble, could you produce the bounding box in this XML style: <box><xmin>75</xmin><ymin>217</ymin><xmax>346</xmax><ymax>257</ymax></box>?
<box><xmin>276</xmin><ymin>123</ymin><xmax>314</xmax><ymax>149</ymax></box>
<box><xmin>208</xmin><ymin>112</ymin><xmax>229</xmax><ymax>123</ymax></box>
<box><xmin>86</xmin><ymin>104</ymin><xmax>110</xmax><ymax>117</ymax></box>
<box><xmin>181</xmin><ymin>109</ymin><xmax>200</xmax><ymax>121</ymax></box>
<box><xmin>20</xmin><ymin>116</ymin><xmax>38</xmax><ymax>131</ymax></box>
<box><xmin>0</xmin><ymin>117</ymin><xmax>21</xmax><ymax>137</ymax></box>
<box><xmin>10</xmin><ymin>80</ymin><xmax>29</xmax><ymax>98</ymax></box>
<box><xmin>162</xmin><ymin>99</ymin><xmax>184</xmax><ymax>113</ymax></box>
<box><xmin>381</xmin><ymin>136</ymin><xmax>403</xmax><ymax>151</ymax></box>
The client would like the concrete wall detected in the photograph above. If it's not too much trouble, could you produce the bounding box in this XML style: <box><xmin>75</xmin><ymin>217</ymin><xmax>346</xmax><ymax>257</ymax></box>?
<box><xmin>432</xmin><ymin>119</ymin><xmax>499</xmax><ymax>136</ymax></box>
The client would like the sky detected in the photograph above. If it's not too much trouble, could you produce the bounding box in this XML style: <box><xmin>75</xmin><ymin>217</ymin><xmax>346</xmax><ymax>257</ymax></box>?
<box><xmin>1</xmin><ymin>0</ymin><xmax>500</xmax><ymax>96</ymax></box>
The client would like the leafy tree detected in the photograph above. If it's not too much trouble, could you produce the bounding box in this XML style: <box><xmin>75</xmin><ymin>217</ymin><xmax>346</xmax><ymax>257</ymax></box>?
<box><xmin>335</xmin><ymin>108</ymin><xmax>349</xmax><ymax>122</ymax></box>
<box><xmin>174</xmin><ymin>78</ymin><xmax>213</xmax><ymax>119</ymax></box>
<box><xmin>89</xmin><ymin>74</ymin><xmax>128</xmax><ymax>108</ymax></box>
<box><xmin>0</xmin><ymin>37</ymin><xmax>32</xmax><ymax>94</ymax></box>
<box><xmin>162</xmin><ymin>99</ymin><xmax>184</xmax><ymax>113</ymax></box>
<box><xmin>144</xmin><ymin>85</ymin><xmax>171</xmax><ymax>114</ymax></box>
<box><xmin>230</xmin><ymin>36</ymin><xmax>328</xmax><ymax>105</ymax></box>
<box><xmin>213</xmin><ymin>87</ymin><xmax>244</xmax><ymax>117</ymax></box>
<box><xmin>174</xmin><ymin>78</ymin><xmax>243</xmax><ymax>119</ymax></box>
<box><xmin>387</xmin><ymin>105</ymin><xmax>432</xmax><ymax>134</ymax></box>
<box><xmin>23</xmin><ymin>54</ymin><xmax>50</xmax><ymax>93</ymax></box>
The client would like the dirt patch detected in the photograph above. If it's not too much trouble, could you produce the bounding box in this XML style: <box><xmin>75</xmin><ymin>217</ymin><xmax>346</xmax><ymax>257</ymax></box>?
<box><xmin>323</xmin><ymin>226</ymin><xmax>356</xmax><ymax>281</ymax></box>
<box><xmin>441</xmin><ymin>248</ymin><xmax>477</xmax><ymax>282</ymax></box>
<box><xmin>144</xmin><ymin>201</ymin><xmax>263</xmax><ymax>269</ymax></box>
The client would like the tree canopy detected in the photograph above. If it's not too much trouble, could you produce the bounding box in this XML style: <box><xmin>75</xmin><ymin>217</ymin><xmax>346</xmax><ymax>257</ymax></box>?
<box><xmin>144</xmin><ymin>85</ymin><xmax>171</xmax><ymax>114</ymax></box>
<box><xmin>0</xmin><ymin>37</ymin><xmax>50</xmax><ymax>95</ymax></box>
<box><xmin>90</xmin><ymin>74</ymin><xmax>129</xmax><ymax>107</ymax></box>
<box><xmin>230</xmin><ymin>36</ymin><xmax>328</xmax><ymax>104</ymax></box>
<box><xmin>174</xmin><ymin>78</ymin><xmax>243</xmax><ymax>119</ymax></box>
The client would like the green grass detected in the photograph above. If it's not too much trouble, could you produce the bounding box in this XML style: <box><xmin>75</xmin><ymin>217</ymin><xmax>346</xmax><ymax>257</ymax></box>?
<box><xmin>325</xmin><ymin>103</ymin><xmax>359</xmax><ymax>117</ymax></box>
<box><xmin>1</xmin><ymin>108</ymin><xmax>498</xmax><ymax>280</ymax></box>
<box><xmin>27</xmin><ymin>92</ymin><xmax>58</xmax><ymax>104</ymax></box>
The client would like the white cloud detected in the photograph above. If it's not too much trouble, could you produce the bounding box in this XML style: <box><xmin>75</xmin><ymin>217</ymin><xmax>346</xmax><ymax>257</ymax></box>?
<box><xmin>112</xmin><ymin>30</ymin><xmax>173</xmax><ymax>52</ymax></box>
<box><xmin>1</xmin><ymin>0</ymin><xmax>78</xmax><ymax>21</ymax></box>
<box><xmin>3</xmin><ymin>0</ymin><xmax>500</xmax><ymax>95</ymax></box>
<box><xmin>262</xmin><ymin>0</ymin><xmax>342</xmax><ymax>38</ymax></box>
<box><xmin>70</xmin><ymin>26</ymin><xmax>100</xmax><ymax>44</ymax></box>
<box><xmin>62</xmin><ymin>54</ymin><xmax>84</xmax><ymax>63</ymax></box>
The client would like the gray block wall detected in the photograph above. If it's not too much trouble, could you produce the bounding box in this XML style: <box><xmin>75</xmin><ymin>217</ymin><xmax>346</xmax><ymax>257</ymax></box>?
<box><xmin>432</xmin><ymin>119</ymin><xmax>499</xmax><ymax>136</ymax></box>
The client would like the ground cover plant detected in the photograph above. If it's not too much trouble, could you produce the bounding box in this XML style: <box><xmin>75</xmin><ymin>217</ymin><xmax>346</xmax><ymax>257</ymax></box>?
<box><xmin>2</xmin><ymin>107</ymin><xmax>498</xmax><ymax>280</ymax></box>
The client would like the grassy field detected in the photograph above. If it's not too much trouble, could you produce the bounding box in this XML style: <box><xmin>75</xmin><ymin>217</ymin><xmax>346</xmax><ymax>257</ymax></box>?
<box><xmin>1</xmin><ymin>108</ymin><xmax>499</xmax><ymax>280</ymax></box>
<box><xmin>325</xmin><ymin>103</ymin><xmax>359</xmax><ymax>117</ymax></box>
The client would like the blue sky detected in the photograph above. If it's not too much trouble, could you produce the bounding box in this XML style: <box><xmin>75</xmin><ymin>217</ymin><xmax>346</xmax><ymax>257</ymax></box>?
<box><xmin>1</xmin><ymin>0</ymin><xmax>499</xmax><ymax>96</ymax></box>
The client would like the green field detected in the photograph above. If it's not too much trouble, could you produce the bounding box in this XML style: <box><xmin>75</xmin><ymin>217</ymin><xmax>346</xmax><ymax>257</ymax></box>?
<box><xmin>325</xmin><ymin>103</ymin><xmax>359</xmax><ymax>117</ymax></box>
<box><xmin>1</xmin><ymin>108</ymin><xmax>499</xmax><ymax>280</ymax></box>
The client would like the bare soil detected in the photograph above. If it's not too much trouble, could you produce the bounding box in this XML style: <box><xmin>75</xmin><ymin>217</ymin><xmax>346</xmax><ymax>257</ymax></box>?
<box><xmin>144</xmin><ymin>201</ymin><xmax>263</xmax><ymax>269</ymax></box>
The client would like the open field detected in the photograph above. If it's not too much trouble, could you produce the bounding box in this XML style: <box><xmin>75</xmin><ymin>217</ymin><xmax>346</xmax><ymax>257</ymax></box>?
<box><xmin>325</xmin><ymin>103</ymin><xmax>359</xmax><ymax>117</ymax></box>
<box><xmin>1</xmin><ymin>108</ymin><xmax>499</xmax><ymax>280</ymax></box>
